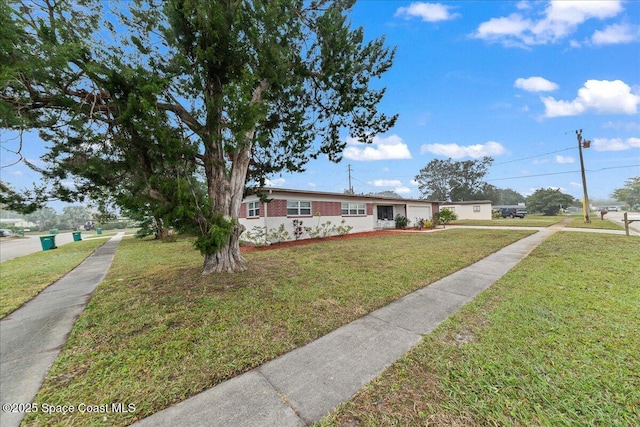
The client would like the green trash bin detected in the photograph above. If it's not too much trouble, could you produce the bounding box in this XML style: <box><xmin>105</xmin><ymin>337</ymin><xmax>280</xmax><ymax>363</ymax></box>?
<box><xmin>40</xmin><ymin>235</ymin><xmax>58</xmax><ymax>251</ymax></box>
<box><xmin>96</xmin><ymin>228</ymin><xmax>103</xmax><ymax>235</ymax></box>
<box><xmin>72</xmin><ymin>231</ymin><xmax>82</xmax><ymax>241</ymax></box>
<box><xmin>17</xmin><ymin>230</ymin><xmax>24</xmax><ymax>237</ymax></box>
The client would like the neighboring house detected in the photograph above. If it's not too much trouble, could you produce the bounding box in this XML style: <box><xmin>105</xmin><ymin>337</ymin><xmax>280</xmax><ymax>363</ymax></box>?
<box><xmin>0</xmin><ymin>218</ymin><xmax>37</xmax><ymax>228</ymax></box>
<box><xmin>440</xmin><ymin>201</ymin><xmax>493</xmax><ymax>220</ymax></box>
<box><xmin>239</xmin><ymin>188</ymin><xmax>440</xmax><ymax>242</ymax></box>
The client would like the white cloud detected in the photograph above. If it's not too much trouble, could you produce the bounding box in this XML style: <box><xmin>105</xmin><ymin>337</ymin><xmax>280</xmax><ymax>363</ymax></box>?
<box><xmin>591</xmin><ymin>137</ymin><xmax>640</xmax><ymax>151</ymax></box>
<box><xmin>602</xmin><ymin>121</ymin><xmax>640</xmax><ymax>131</ymax></box>
<box><xmin>555</xmin><ymin>155</ymin><xmax>575</xmax><ymax>164</ymax></box>
<box><xmin>370</xmin><ymin>179</ymin><xmax>411</xmax><ymax>195</ymax></box>
<box><xmin>542</xmin><ymin>79</ymin><xmax>640</xmax><ymax>117</ymax></box>
<box><xmin>308</xmin><ymin>182</ymin><xmax>317</xmax><ymax>188</ymax></box>
<box><xmin>410</xmin><ymin>179</ymin><xmax>420</xmax><ymax>186</ymax></box>
<box><xmin>474</xmin><ymin>0</ymin><xmax>625</xmax><ymax>47</ymax></box>
<box><xmin>372</xmin><ymin>179</ymin><xmax>403</xmax><ymax>187</ymax></box>
<box><xmin>265</xmin><ymin>177</ymin><xmax>285</xmax><ymax>187</ymax></box>
<box><xmin>591</xmin><ymin>23</ymin><xmax>639</xmax><ymax>45</ymax></box>
<box><xmin>344</xmin><ymin>134</ymin><xmax>412</xmax><ymax>161</ymax></box>
<box><xmin>420</xmin><ymin>141</ymin><xmax>506</xmax><ymax>159</ymax></box>
<box><xmin>395</xmin><ymin>2</ymin><xmax>459</xmax><ymax>22</ymax></box>
<box><xmin>570</xmin><ymin>181</ymin><xmax>583</xmax><ymax>188</ymax></box>
<box><xmin>514</xmin><ymin>76</ymin><xmax>558</xmax><ymax>92</ymax></box>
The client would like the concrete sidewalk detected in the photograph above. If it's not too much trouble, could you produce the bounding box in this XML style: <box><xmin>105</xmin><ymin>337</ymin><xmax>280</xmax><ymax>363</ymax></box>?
<box><xmin>0</xmin><ymin>232</ymin><xmax>124</xmax><ymax>427</ymax></box>
<box><xmin>133</xmin><ymin>227</ymin><xmax>560</xmax><ymax>427</ymax></box>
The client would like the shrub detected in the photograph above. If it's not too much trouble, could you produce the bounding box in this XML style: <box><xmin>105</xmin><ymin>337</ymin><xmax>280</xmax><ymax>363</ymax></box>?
<box><xmin>334</xmin><ymin>219</ymin><xmax>353</xmax><ymax>236</ymax></box>
<box><xmin>395</xmin><ymin>215</ymin><xmax>408</xmax><ymax>229</ymax></box>
<box><xmin>434</xmin><ymin>209</ymin><xmax>457</xmax><ymax>226</ymax></box>
<box><xmin>305</xmin><ymin>220</ymin><xmax>333</xmax><ymax>239</ymax></box>
<box><xmin>293</xmin><ymin>219</ymin><xmax>305</xmax><ymax>240</ymax></box>
<box><xmin>267</xmin><ymin>224</ymin><xmax>290</xmax><ymax>244</ymax></box>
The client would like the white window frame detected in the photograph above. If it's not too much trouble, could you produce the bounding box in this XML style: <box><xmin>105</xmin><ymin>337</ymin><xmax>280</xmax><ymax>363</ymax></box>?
<box><xmin>341</xmin><ymin>202</ymin><xmax>366</xmax><ymax>216</ymax></box>
<box><xmin>473</xmin><ymin>205</ymin><xmax>481</xmax><ymax>213</ymax></box>
<box><xmin>247</xmin><ymin>201</ymin><xmax>260</xmax><ymax>217</ymax></box>
<box><xmin>287</xmin><ymin>200</ymin><xmax>312</xmax><ymax>216</ymax></box>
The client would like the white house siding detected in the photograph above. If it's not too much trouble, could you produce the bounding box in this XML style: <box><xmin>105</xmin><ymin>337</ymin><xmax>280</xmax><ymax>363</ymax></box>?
<box><xmin>239</xmin><ymin>189</ymin><xmax>439</xmax><ymax>242</ymax></box>
<box><xmin>440</xmin><ymin>201</ymin><xmax>492</xmax><ymax>220</ymax></box>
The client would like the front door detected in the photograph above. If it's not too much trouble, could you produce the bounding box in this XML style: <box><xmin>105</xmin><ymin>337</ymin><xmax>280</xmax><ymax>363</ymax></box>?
<box><xmin>377</xmin><ymin>205</ymin><xmax>394</xmax><ymax>220</ymax></box>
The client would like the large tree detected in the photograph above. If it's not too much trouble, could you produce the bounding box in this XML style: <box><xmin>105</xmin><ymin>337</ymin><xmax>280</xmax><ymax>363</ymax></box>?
<box><xmin>612</xmin><ymin>176</ymin><xmax>640</xmax><ymax>210</ymax></box>
<box><xmin>415</xmin><ymin>157</ymin><xmax>493</xmax><ymax>201</ymax></box>
<box><xmin>526</xmin><ymin>188</ymin><xmax>577</xmax><ymax>216</ymax></box>
<box><xmin>498</xmin><ymin>188</ymin><xmax>526</xmax><ymax>205</ymax></box>
<box><xmin>2</xmin><ymin>0</ymin><xmax>397</xmax><ymax>273</ymax></box>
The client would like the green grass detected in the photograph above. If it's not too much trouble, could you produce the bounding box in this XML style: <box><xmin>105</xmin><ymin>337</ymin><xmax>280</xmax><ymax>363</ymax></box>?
<box><xmin>18</xmin><ymin>229</ymin><xmax>533</xmax><ymax>426</ymax></box>
<box><xmin>0</xmin><ymin>239</ymin><xmax>108</xmax><ymax>318</ymax></box>
<box><xmin>318</xmin><ymin>233</ymin><xmax>640</xmax><ymax>426</ymax></box>
<box><xmin>452</xmin><ymin>214</ymin><xmax>566</xmax><ymax>227</ymax></box>
<box><xmin>565</xmin><ymin>216</ymin><xmax>625</xmax><ymax>230</ymax></box>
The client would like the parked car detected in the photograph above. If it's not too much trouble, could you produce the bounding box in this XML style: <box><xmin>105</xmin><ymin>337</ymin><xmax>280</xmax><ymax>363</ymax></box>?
<box><xmin>0</xmin><ymin>229</ymin><xmax>13</xmax><ymax>237</ymax></box>
<box><xmin>499</xmin><ymin>208</ymin><xmax>527</xmax><ymax>218</ymax></box>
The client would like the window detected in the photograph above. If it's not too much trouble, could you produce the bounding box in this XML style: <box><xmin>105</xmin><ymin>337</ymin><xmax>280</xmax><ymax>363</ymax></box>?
<box><xmin>287</xmin><ymin>200</ymin><xmax>311</xmax><ymax>216</ymax></box>
<box><xmin>247</xmin><ymin>201</ymin><xmax>260</xmax><ymax>217</ymax></box>
<box><xmin>342</xmin><ymin>202</ymin><xmax>366</xmax><ymax>216</ymax></box>
<box><xmin>473</xmin><ymin>205</ymin><xmax>481</xmax><ymax>212</ymax></box>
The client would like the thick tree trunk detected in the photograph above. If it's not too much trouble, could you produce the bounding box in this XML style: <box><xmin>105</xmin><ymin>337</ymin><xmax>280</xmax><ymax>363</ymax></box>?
<box><xmin>200</xmin><ymin>79</ymin><xmax>269</xmax><ymax>275</ymax></box>
<box><xmin>202</xmin><ymin>222</ymin><xmax>247</xmax><ymax>274</ymax></box>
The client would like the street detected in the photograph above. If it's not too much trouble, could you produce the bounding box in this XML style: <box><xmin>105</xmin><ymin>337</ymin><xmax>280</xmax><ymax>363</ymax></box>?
<box><xmin>0</xmin><ymin>232</ymin><xmax>77</xmax><ymax>263</ymax></box>
<box><xmin>602</xmin><ymin>210</ymin><xmax>640</xmax><ymax>235</ymax></box>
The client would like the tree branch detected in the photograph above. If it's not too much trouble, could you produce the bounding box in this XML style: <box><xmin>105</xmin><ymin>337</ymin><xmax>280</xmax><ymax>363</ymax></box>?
<box><xmin>157</xmin><ymin>101</ymin><xmax>204</xmax><ymax>136</ymax></box>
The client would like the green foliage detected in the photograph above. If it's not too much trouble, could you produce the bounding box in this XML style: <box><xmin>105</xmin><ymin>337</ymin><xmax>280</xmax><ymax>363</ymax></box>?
<box><xmin>334</xmin><ymin>219</ymin><xmax>353</xmax><ymax>236</ymax></box>
<box><xmin>395</xmin><ymin>214</ymin><xmax>408</xmax><ymax>229</ymax></box>
<box><xmin>3</xmin><ymin>0</ymin><xmax>398</xmax><ymax>271</ymax></box>
<box><xmin>498</xmin><ymin>188</ymin><xmax>526</xmax><ymax>205</ymax></box>
<box><xmin>526</xmin><ymin>188</ymin><xmax>577</xmax><ymax>216</ymax></box>
<box><xmin>611</xmin><ymin>176</ymin><xmax>640</xmax><ymax>209</ymax></box>
<box><xmin>306</xmin><ymin>220</ymin><xmax>334</xmax><ymax>239</ymax></box>
<box><xmin>0</xmin><ymin>181</ymin><xmax>48</xmax><ymax>214</ymax></box>
<box><xmin>192</xmin><ymin>215</ymin><xmax>235</xmax><ymax>255</ymax></box>
<box><xmin>243</xmin><ymin>226</ymin><xmax>268</xmax><ymax>245</ymax></box>
<box><xmin>434</xmin><ymin>208</ymin><xmax>458</xmax><ymax>225</ymax></box>
<box><xmin>267</xmin><ymin>224</ymin><xmax>290</xmax><ymax>244</ymax></box>
<box><xmin>415</xmin><ymin>157</ymin><xmax>494</xmax><ymax>201</ymax></box>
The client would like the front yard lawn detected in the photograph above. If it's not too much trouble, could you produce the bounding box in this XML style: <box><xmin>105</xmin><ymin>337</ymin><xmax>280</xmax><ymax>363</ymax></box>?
<box><xmin>0</xmin><ymin>238</ymin><xmax>107</xmax><ymax>318</ymax></box>
<box><xmin>319</xmin><ymin>232</ymin><xmax>640</xmax><ymax>426</ymax></box>
<box><xmin>21</xmin><ymin>229</ymin><xmax>531</xmax><ymax>426</ymax></box>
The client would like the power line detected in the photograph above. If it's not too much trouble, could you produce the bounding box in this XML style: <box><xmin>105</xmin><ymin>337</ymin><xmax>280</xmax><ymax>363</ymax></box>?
<box><xmin>493</xmin><ymin>146</ymin><xmax>575</xmax><ymax>165</ymax></box>
<box><xmin>487</xmin><ymin>164</ymin><xmax>640</xmax><ymax>182</ymax></box>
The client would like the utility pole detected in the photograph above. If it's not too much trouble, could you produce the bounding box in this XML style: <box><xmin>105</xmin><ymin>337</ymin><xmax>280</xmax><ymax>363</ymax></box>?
<box><xmin>347</xmin><ymin>164</ymin><xmax>353</xmax><ymax>194</ymax></box>
<box><xmin>576</xmin><ymin>129</ymin><xmax>591</xmax><ymax>223</ymax></box>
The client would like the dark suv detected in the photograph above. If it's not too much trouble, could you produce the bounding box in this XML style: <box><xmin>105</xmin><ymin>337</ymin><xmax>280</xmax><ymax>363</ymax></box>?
<box><xmin>500</xmin><ymin>208</ymin><xmax>527</xmax><ymax>218</ymax></box>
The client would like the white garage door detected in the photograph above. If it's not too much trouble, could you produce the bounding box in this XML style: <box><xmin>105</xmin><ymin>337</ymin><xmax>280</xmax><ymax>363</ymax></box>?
<box><xmin>407</xmin><ymin>205</ymin><xmax>432</xmax><ymax>223</ymax></box>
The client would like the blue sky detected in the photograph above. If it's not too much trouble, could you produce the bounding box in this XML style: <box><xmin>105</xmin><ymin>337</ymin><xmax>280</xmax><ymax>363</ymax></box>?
<box><xmin>271</xmin><ymin>0</ymin><xmax>640</xmax><ymax>202</ymax></box>
<box><xmin>1</xmin><ymin>0</ymin><xmax>639</xmax><ymax>211</ymax></box>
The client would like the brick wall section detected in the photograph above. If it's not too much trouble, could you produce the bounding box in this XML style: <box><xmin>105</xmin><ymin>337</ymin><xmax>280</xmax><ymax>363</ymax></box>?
<box><xmin>312</xmin><ymin>201</ymin><xmax>342</xmax><ymax>216</ymax></box>
<box><xmin>269</xmin><ymin>199</ymin><xmax>289</xmax><ymax>217</ymax></box>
